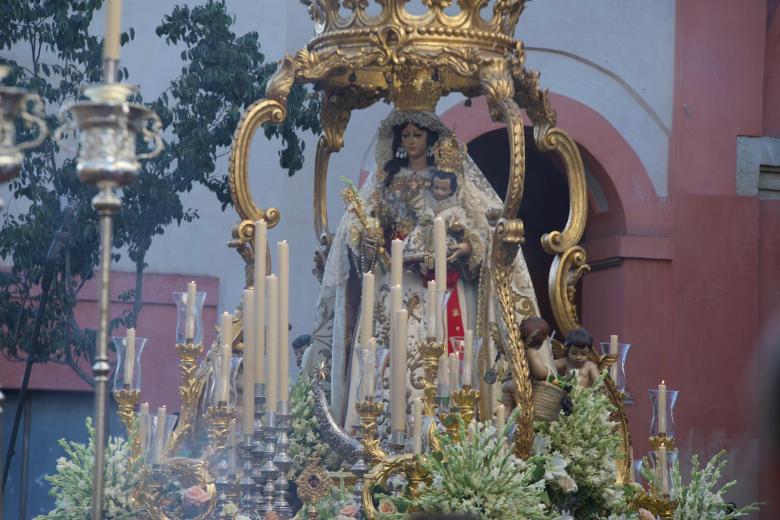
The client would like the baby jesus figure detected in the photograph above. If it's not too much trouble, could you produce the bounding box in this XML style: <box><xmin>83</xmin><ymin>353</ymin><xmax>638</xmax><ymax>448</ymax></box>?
<box><xmin>555</xmin><ymin>327</ymin><xmax>600</xmax><ymax>388</ymax></box>
<box><xmin>403</xmin><ymin>138</ymin><xmax>476</xmax><ymax>273</ymax></box>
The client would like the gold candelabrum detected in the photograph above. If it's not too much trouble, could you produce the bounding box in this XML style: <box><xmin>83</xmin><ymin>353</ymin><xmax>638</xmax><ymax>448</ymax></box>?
<box><xmin>206</xmin><ymin>404</ymin><xmax>234</xmax><ymax>456</ymax></box>
<box><xmin>630</xmin><ymin>434</ymin><xmax>679</xmax><ymax>518</ymax></box>
<box><xmin>112</xmin><ymin>387</ymin><xmax>141</xmax><ymax>456</ymax></box>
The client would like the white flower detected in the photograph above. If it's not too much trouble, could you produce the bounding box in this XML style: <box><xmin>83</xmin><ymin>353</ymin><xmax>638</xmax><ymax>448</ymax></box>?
<box><xmin>543</xmin><ymin>451</ymin><xmax>569</xmax><ymax>481</ymax></box>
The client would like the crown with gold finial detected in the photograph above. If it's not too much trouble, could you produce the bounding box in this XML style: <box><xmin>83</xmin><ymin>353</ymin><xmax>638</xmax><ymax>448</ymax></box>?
<box><xmin>296</xmin><ymin>1</ymin><xmax>528</xmax><ymax>98</ymax></box>
<box><xmin>433</xmin><ymin>136</ymin><xmax>467</xmax><ymax>175</ymax></box>
<box><xmin>386</xmin><ymin>66</ymin><xmax>444</xmax><ymax>112</ymax></box>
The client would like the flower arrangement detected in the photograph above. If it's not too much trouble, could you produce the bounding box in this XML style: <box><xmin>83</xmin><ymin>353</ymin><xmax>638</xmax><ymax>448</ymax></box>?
<box><xmin>535</xmin><ymin>375</ymin><xmax>638</xmax><ymax>518</ymax></box>
<box><xmin>379</xmin><ymin>418</ymin><xmax>555</xmax><ymax>520</ymax></box>
<box><xmin>640</xmin><ymin>450</ymin><xmax>760</xmax><ymax>520</ymax></box>
<box><xmin>35</xmin><ymin>418</ymin><xmax>143</xmax><ymax>520</ymax></box>
<box><xmin>293</xmin><ymin>483</ymin><xmax>359</xmax><ymax>520</ymax></box>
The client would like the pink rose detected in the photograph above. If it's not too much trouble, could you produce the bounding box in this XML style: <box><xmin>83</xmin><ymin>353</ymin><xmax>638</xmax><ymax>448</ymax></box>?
<box><xmin>339</xmin><ymin>504</ymin><xmax>359</xmax><ymax>517</ymax></box>
<box><xmin>378</xmin><ymin>498</ymin><xmax>397</xmax><ymax>513</ymax></box>
<box><xmin>265</xmin><ymin>512</ymin><xmax>279</xmax><ymax>520</ymax></box>
<box><xmin>638</xmin><ymin>508</ymin><xmax>656</xmax><ymax>520</ymax></box>
<box><xmin>182</xmin><ymin>485</ymin><xmax>210</xmax><ymax>507</ymax></box>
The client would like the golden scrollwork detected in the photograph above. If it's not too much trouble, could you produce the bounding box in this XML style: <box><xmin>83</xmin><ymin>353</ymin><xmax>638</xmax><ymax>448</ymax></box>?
<box><xmin>361</xmin><ymin>454</ymin><xmax>421</xmax><ymax>520</ymax></box>
<box><xmin>167</xmin><ymin>342</ymin><xmax>206</xmax><ymax>455</ymax></box>
<box><xmin>492</xmin><ymin>259</ymin><xmax>534</xmax><ymax>458</ymax></box>
<box><xmin>355</xmin><ymin>400</ymin><xmax>388</xmax><ymax>463</ymax></box>
<box><xmin>113</xmin><ymin>388</ymin><xmax>141</xmax><ymax>457</ymax></box>
<box><xmin>141</xmin><ymin>458</ymin><xmax>216</xmax><ymax>520</ymax></box>
<box><xmin>548</xmin><ymin>245</ymin><xmax>590</xmax><ymax>336</ymax></box>
<box><xmin>603</xmin><ymin>375</ymin><xmax>634</xmax><ymax>485</ymax></box>
<box><xmin>535</xmin><ymin>126</ymin><xmax>588</xmax><ymax>254</ymax></box>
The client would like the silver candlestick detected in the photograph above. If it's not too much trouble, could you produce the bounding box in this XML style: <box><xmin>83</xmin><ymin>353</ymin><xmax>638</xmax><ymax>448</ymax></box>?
<box><xmin>56</xmin><ymin>81</ymin><xmax>162</xmax><ymax>520</ymax></box>
<box><xmin>273</xmin><ymin>400</ymin><xmax>293</xmax><ymax>518</ymax></box>
<box><xmin>261</xmin><ymin>409</ymin><xmax>279</xmax><ymax>514</ymax></box>
<box><xmin>252</xmin><ymin>383</ymin><xmax>268</xmax><ymax>512</ymax></box>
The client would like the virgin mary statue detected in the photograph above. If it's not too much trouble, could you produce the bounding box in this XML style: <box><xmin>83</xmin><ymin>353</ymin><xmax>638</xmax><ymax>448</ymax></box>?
<box><xmin>303</xmin><ymin>110</ymin><xmax>540</xmax><ymax>431</ymax></box>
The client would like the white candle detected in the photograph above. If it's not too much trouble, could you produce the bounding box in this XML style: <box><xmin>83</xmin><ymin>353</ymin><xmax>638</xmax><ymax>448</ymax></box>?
<box><xmin>391</xmin><ymin>239</ymin><xmax>403</xmax><ymax>288</ymax></box>
<box><xmin>427</xmin><ymin>280</ymin><xmax>436</xmax><ymax>340</ymax></box>
<box><xmin>434</xmin><ymin>217</ymin><xmax>446</xmax><ymax>343</ymax></box>
<box><xmin>495</xmin><ymin>403</ymin><xmax>506</xmax><ymax>441</ymax></box>
<box><xmin>123</xmin><ymin>328</ymin><xmax>135</xmax><ymax>387</ymax></box>
<box><xmin>361</xmin><ymin>272</ymin><xmax>375</xmax><ymax>346</ymax></box>
<box><xmin>103</xmin><ymin>0</ymin><xmax>122</xmax><ymax>61</ymax></box>
<box><xmin>412</xmin><ymin>398</ymin><xmax>423</xmax><ymax>454</ymax></box>
<box><xmin>139</xmin><ymin>402</ymin><xmax>149</xmax><ymax>452</ymax></box>
<box><xmin>609</xmin><ymin>334</ymin><xmax>618</xmax><ymax>381</ymax></box>
<box><xmin>185</xmin><ymin>281</ymin><xmax>196</xmax><ymax>341</ymax></box>
<box><xmin>463</xmin><ymin>329</ymin><xmax>473</xmax><ymax>387</ymax></box>
<box><xmin>441</xmin><ymin>354</ymin><xmax>450</xmax><ymax>393</ymax></box>
<box><xmin>155</xmin><ymin>405</ymin><xmax>166</xmax><ymax>464</ymax></box>
<box><xmin>254</xmin><ymin>221</ymin><xmax>267</xmax><ymax>385</ymax></box>
<box><xmin>266</xmin><ymin>275</ymin><xmax>279</xmax><ymax>410</ymax></box>
<box><xmin>242</xmin><ymin>289</ymin><xmax>255</xmax><ymax>432</ymax></box>
<box><xmin>228</xmin><ymin>419</ymin><xmax>237</xmax><ymax>474</ymax></box>
<box><xmin>658</xmin><ymin>445</ymin><xmax>669</xmax><ymax>495</ymax></box>
<box><xmin>218</xmin><ymin>343</ymin><xmax>232</xmax><ymax>404</ymax></box>
<box><xmin>390</xmin><ymin>284</ymin><xmax>402</xmax><ymax>357</ymax></box>
<box><xmin>366</xmin><ymin>338</ymin><xmax>377</xmax><ymax>400</ymax></box>
<box><xmin>449</xmin><ymin>353</ymin><xmax>460</xmax><ymax>390</ymax></box>
<box><xmin>658</xmin><ymin>380</ymin><xmax>667</xmax><ymax>434</ymax></box>
<box><xmin>278</xmin><ymin>241</ymin><xmax>289</xmax><ymax>401</ymax></box>
<box><xmin>391</xmin><ymin>309</ymin><xmax>408</xmax><ymax>433</ymax></box>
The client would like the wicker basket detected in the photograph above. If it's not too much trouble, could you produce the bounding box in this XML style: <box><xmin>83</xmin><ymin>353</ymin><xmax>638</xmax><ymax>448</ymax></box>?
<box><xmin>532</xmin><ymin>380</ymin><xmax>566</xmax><ymax>422</ymax></box>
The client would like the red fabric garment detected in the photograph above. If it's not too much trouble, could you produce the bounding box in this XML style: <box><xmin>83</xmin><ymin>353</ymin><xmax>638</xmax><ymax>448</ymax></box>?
<box><xmin>422</xmin><ymin>268</ymin><xmax>465</xmax><ymax>353</ymax></box>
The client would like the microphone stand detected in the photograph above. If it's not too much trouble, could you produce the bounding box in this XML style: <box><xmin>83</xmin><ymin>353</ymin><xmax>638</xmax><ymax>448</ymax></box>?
<box><xmin>1</xmin><ymin>206</ymin><xmax>74</xmax><ymax>494</ymax></box>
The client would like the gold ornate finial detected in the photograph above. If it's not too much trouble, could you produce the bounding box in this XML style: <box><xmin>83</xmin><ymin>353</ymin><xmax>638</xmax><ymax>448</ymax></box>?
<box><xmin>432</xmin><ymin>136</ymin><xmax>466</xmax><ymax>175</ymax></box>
<box><xmin>386</xmin><ymin>66</ymin><xmax>443</xmax><ymax>113</ymax></box>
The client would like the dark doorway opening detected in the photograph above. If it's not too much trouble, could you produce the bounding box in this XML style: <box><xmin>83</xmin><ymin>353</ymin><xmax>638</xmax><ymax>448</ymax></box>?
<box><xmin>467</xmin><ymin>127</ymin><xmax>575</xmax><ymax>334</ymax></box>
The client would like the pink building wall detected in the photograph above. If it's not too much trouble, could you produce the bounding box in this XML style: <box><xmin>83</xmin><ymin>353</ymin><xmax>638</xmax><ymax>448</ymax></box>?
<box><xmin>1</xmin><ymin>272</ymin><xmax>220</xmax><ymax>411</ymax></box>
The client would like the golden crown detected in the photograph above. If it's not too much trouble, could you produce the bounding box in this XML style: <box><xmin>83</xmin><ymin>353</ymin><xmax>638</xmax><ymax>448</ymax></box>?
<box><xmin>296</xmin><ymin>0</ymin><xmax>528</xmax><ymax>99</ymax></box>
<box><xmin>386</xmin><ymin>66</ymin><xmax>444</xmax><ymax>112</ymax></box>
<box><xmin>432</xmin><ymin>136</ymin><xmax>467</xmax><ymax>175</ymax></box>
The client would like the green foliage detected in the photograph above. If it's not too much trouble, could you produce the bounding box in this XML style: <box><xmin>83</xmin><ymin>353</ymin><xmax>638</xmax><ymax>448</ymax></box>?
<box><xmin>35</xmin><ymin>418</ymin><xmax>143</xmax><ymax>520</ymax></box>
<box><xmin>0</xmin><ymin>0</ymin><xmax>320</xmax><ymax>384</ymax></box>
<box><xmin>535</xmin><ymin>375</ymin><xmax>632</xmax><ymax>518</ymax></box>
<box><xmin>385</xmin><ymin>418</ymin><xmax>554</xmax><ymax>520</ymax></box>
<box><xmin>641</xmin><ymin>451</ymin><xmax>760</xmax><ymax>520</ymax></box>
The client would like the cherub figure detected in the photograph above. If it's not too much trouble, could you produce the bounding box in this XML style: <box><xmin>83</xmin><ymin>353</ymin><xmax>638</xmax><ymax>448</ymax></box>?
<box><xmin>555</xmin><ymin>327</ymin><xmax>600</xmax><ymax>388</ymax></box>
<box><xmin>520</xmin><ymin>316</ymin><xmax>555</xmax><ymax>381</ymax></box>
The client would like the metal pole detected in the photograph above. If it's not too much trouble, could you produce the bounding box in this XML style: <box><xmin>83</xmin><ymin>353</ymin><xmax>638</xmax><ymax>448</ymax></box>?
<box><xmin>18</xmin><ymin>398</ymin><xmax>30</xmax><ymax>520</ymax></box>
<box><xmin>91</xmin><ymin>183</ymin><xmax>120</xmax><ymax>520</ymax></box>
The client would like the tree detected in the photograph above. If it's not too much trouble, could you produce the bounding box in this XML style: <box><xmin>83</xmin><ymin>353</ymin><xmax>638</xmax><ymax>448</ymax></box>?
<box><xmin>0</xmin><ymin>0</ymin><xmax>320</xmax><ymax>386</ymax></box>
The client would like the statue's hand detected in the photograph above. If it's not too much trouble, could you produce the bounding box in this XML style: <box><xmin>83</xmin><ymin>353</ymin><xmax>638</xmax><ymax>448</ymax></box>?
<box><xmin>446</xmin><ymin>242</ymin><xmax>471</xmax><ymax>262</ymax></box>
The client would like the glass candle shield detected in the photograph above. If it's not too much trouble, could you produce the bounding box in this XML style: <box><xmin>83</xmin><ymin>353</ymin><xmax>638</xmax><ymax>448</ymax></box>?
<box><xmin>207</xmin><ymin>353</ymin><xmax>236</xmax><ymax>407</ymax></box>
<box><xmin>648</xmin><ymin>449</ymin><xmax>679</xmax><ymax>495</ymax></box>
<box><xmin>145</xmin><ymin>413</ymin><xmax>178</xmax><ymax>465</ymax></box>
<box><xmin>355</xmin><ymin>346</ymin><xmax>377</xmax><ymax>402</ymax></box>
<box><xmin>599</xmin><ymin>341</ymin><xmax>632</xmax><ymax>393</ymax></box>
<box><xmin>173</xmin><ymin>291</ymin><xmax>207</xmax><ymax>344</ymax></box>
<box><xmin>112</xmin><ymin>336</ymin><xmax>148</xmax><ymax>391</ymax></box>
<box><xmin>649</xmin><ymin>388</ymin><xmax>679</xmax><ymax>438</ymax></box>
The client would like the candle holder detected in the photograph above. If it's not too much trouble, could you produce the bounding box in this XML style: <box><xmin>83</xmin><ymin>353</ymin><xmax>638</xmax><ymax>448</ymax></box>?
<box><xmin>167</xmin><ymin>341</ymin><xmax>205</xmax><ymax>455</ymax></box>
<box><xmin>273</xmin><ymin>400</ymin><xmax>293</xmax><ymax>518</ymax></box>
<box><xmin>418</xmin><ymin>340</ymin><xmax>446</xmax><ymax>416</ymax></box>
<box><xmin>173</xmin><ymin>291</ymin><xmax>207</xmax><ymax>345</ymax></box>
<box><xmin>151</xmin><ymin>413</ymin><xmax>178</xmax><ymax>465</ymax></box>
<box><xmin>206</xmin><ymin>404</ymin><xmax>234</xmax><ymax>455</ymax></box>
<box><xmin>111</xmin><ymin>335</ymin><xmax>148</xmax><ymax>392</ymax></box>
<box><xmin>600</xmin><ymin>341</ymin><xmax>633</xmax><ymax>400</ymax></box>
<box><xmin>238</xmin><ymin>432</ymin><xmax>256</xmax><ymax>513</ymax></box>
<box><xmin>649</xmin><ymin>433</ymin><xmax>677</xmax><ymax>451</ymax></box>
<box><xmin>450</xmin><ymin>386</ymin><xmax>479</xmax><ymax>424</ymax></box>
<box><xmin>252</xmin><ymin>383</ymin><xmax>268</xmax><ymax>512</ymax></box>
<box><xmin>214</xmin><ymin>457</ymin><xmax>231</xmax><ymax>516</ymax></box>
<box><xmin>0</xmin><ymin>65</ymin><xmax>48</xmax><ymax>208</ymax></box>
<box><xmin>355</xmin><ymin>399</ymin><xmax>386</xmax><ymax>462</ymax></box>
<box><xmin>649</xmin><ymin>388</ymin><xmax>679</xmax><ymax>438</ymax></box>
<box><xmin>261</xmin><ymin>409</ymin><xmax>279</xmax><ymax>514</ymax></box>
<box><xmin>112</xmin><ymin>387</ymin><xmax>140</xmax><ymax>437</ymax></box>
<box><xmin>633</xmin><ymin>492</ymin><xmax>678</xmax><ymax>519</ymax></box>
<box><xmin>56</xmin><ymin>80</ymin><xmax>163</xmax><ymax>519</ymax></box>
<box><xmin>648</xmin><ymin>448</ymin><xmax>679</xmax><ymax>496</ymax></box>
<box><xmin>389</xmin><ymin>430</ymin><xmax>406</xmax><ymax>455</ymax></box>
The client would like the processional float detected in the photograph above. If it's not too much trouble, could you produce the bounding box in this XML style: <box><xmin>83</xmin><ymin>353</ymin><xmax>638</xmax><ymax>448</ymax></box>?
<box><xmin>0</xmin><ymin>1</ymin><xmax>686</xmax><ymax>519</ymax></box>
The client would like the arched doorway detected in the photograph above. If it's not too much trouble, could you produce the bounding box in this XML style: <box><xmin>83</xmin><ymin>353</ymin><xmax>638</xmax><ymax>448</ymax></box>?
<box><xmin>467</xmin><ymin>127</ymin><xmax>576</xmax><ymax>334</ymax></box>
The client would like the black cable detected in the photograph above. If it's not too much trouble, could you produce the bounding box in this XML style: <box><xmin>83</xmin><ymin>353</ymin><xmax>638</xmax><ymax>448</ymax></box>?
<box><xmin>2</xmin><ymin>206</ymin><xmax>74</xmax><ymax>494</ymax></box>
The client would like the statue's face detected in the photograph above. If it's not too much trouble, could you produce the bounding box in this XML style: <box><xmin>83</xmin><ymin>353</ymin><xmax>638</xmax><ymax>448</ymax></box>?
<box><xmin>567</xmin><ymin>345</ymin><xmax>589</xmax><ymax>368</ymax></box>
<box><xmin>432</xmin><ymin>176</ymin><xmax>454</xmax><ymax>200</ymax></box>
<box><xmin>400</xmin><ymin>122</ymin><xmax>428</xmax><ymax>161</ymax></box>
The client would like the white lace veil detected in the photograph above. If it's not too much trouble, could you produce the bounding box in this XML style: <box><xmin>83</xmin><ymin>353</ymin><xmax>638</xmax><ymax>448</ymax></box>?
<box><xmin>304</xmin><ymin>110</ymin><xmax>542</xmax><ymax>422</ymax></box>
